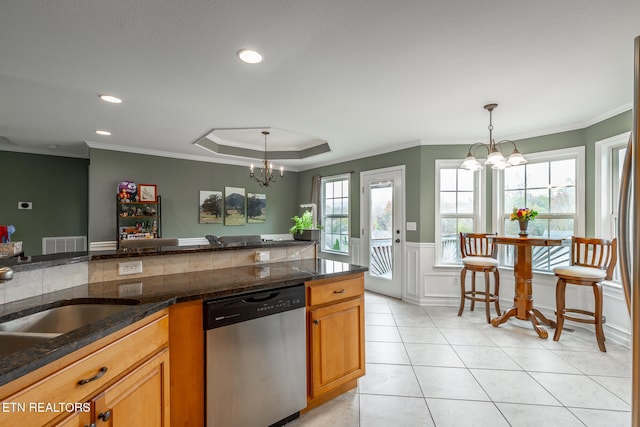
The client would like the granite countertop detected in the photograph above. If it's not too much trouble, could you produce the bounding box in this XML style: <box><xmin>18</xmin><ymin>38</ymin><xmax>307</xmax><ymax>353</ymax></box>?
<box><xmin>0</xmin><ymin>240</ymin><xmax>313</xmax><ymax>273</ymax></box>
<box><xmin>0</xmin><ymin>259</ymin><xmax>367</xmax><ymax>387</ymax></box>
<box><xmin>90</xmin><ymin>239</ymin><xmax>314</xmax><ymax>260</ymax></box>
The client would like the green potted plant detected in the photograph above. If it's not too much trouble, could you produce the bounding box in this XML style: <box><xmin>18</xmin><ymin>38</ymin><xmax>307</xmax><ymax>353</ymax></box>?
<box><xmin>290</xmin><ymin>210</ymin><xmax>321</xmax><ymax>241</ymax></box>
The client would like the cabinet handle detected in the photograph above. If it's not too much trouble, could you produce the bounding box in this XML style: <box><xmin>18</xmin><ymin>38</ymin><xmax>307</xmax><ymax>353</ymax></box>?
<box><xmin>85</xmin><ymin>424</ymin><xmax>96</xmax><ymax>427</ymax></box>
<box><xmin>333</xmin><ymin>289</ymin><xmax>346</xmax><ymax>294</ymax></box>
<box><xmin>313</xmin><ymin>319</ymin><xmax>320</xmax><ymax>325</ymax></box>
<box><xmin>78</xmin><ymin>367</ymin><xmax>108</xmax><ymax>385</ymax></box>
<box><xmin>98</xmin><ymin>410</ymin><xmax>112</xmax><ymax>422</ymax></box>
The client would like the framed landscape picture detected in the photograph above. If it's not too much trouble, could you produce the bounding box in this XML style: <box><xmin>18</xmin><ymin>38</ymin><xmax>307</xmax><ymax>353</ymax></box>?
<box><xmin>224</xmin><ymin>187</ymin><xmax>245</xmax><ymax>225</ymax></box>
<box><xmin>199</xmin><ymin>190</ymin><xmax>223</xmax><ymax>224</ymax></box>
<box><xmin>247</xmin><ymin>193</ymin><xmax>266</xmax><ymax>223</ymax></box>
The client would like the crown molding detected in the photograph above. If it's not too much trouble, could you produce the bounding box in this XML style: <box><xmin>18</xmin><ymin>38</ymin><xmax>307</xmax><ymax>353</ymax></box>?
<box><xmin>85</xmin><ymin>141</ymin><xmax>304</xmax><ymax>172</ymax></box>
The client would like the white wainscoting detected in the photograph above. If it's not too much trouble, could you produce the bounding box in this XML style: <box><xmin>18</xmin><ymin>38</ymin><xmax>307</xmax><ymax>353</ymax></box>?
<box><xmin>401</xmin><ymin>241</ymin><xmax>631</xmax><ymax>348</ymax></box>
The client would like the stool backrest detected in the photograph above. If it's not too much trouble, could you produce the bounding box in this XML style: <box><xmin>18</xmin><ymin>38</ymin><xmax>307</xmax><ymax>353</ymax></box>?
<box><xmin>571</xmin><ymin>237</ymin><xmax>617</xmax><ymax>280</ymax></box>
<box><xmin>460</xmin><ymin>233</ymin><xmax>497</xmax><ymax>259</ymax></box>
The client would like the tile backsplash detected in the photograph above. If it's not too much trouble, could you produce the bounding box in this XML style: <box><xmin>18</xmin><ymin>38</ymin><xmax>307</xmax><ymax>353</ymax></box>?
<box><xmin>0</xmin><ymin>243</ymin><xmax>316</xmax><ymax>305</ymax></box>
<box><xmin>89</xmin><ymin>244</ymin><xmax>315</xmax><ymax>283</ymax></box>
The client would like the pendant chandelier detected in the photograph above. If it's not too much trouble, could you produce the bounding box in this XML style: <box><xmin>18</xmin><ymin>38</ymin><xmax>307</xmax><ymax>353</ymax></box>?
<box><xmin>249</xmin><ymin>131</ymin><xmax>283</xmax><ymax>187</ymax></box>
<box><xmin>460</xmin><ymin>103</ymin><xmax>527</xmax><ymax>171</ymax></box>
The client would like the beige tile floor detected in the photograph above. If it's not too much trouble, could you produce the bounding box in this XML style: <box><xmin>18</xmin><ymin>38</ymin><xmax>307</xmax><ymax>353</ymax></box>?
<box><xmin>289</xmin><ymin>291</ymin><xmax>632</xmax><ymax>427</ymax></box>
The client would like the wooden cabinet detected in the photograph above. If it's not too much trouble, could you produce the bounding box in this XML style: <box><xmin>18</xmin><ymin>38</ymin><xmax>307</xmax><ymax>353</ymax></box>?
<box><xmin>305</xmin><ymin>273</ymin><xmax>365</xmax><ymax>410</ymax></box>
<box><xmin>0</xmin><ymin>310</ymin><xmax>170</xmax><ymax>426</ymax></box>
<box><xmin>91</xmin><ymin>348</ymin><xmax>170</xmax><ymax>427</ymax></box>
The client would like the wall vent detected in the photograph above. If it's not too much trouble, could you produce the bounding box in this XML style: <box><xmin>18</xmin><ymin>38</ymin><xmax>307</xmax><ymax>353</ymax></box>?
<box><xmin>42</xmin><ymin>236</ymin><xmax>87</xmax><ymax>255</ymax></box>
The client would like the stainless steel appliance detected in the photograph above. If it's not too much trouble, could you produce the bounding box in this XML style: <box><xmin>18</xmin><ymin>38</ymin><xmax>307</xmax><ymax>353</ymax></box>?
<box><xmin>204</xmin><ymin>284</ymin><xmax>306</xmax><ymax>427</ymax></box>
<box><xmin>618</xmin><ymin>34</ymin><xmax>640</xmax><ymax>426</ymax></box>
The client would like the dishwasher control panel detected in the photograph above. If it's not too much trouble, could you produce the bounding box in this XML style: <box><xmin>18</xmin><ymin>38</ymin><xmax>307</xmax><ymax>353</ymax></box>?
<box><xmin>204</xmin><ymin>284</ymin><xmax>305</xmax><ymax>330</ymax></box>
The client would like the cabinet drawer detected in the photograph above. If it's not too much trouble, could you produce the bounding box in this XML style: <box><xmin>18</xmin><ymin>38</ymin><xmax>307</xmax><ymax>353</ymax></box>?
<box><xmin>307</xmin><ymin>277</ymin><xmax>364</xmax><ymax>307</ymax></box>
<box><xmin>0</xmin><ymin>315</ymin><xmax>168</xmax><ymax>426</ymax></box>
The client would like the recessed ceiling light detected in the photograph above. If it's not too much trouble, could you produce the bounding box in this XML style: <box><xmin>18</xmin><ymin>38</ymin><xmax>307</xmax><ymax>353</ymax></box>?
<box><xmin>237</xmin><ymin>49</ymin><xmax>263</xmax><ymax>64</ymax></box>
<box><xmin>98</xmin><ymin>94</ymin><xmax>122</xmax><ymax>104</ymax></box>
<box><xmin>95</xmin><ymin>130</ymin><xmax>111</xmax><ymax>136</ymax></box>
<box><xmin>48</xmin><ymin>144</ymin><xmax>59</xmax><ymax>149</ymax></box>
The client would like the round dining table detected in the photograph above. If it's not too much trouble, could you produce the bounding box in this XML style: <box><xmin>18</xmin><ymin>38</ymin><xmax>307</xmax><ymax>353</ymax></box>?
<box><xmin>489</xmin><ymin>236</ymin><xmax>564</xmax><ymax>338</ymax></box>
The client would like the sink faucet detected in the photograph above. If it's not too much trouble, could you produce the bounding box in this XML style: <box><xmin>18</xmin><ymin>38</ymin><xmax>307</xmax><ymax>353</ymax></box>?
<box><xmin>299</xmin><ymin>203</ymin><xmax>317</xmax><ymax>229</ymax></box>
<box><xmin>0</xmin><ymin>266</ymin><xmax>14</xmax><ymax>282</ymax></box>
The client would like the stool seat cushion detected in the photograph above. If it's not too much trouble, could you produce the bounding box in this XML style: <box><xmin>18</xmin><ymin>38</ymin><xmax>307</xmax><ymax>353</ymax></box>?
<box><xmin>553</xmin><ymin>265</ymin><xmax>607</xmax><ymax>280</ymax></box>
<box><xmin>462</xmin><ymin>256</ymin><xmax>499</xmax><ymax>267</ymax></box>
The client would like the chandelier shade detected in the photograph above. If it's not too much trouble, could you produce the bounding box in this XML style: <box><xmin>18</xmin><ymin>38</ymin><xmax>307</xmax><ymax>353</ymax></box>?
<box><xmin>249</xmin><ymin>131</ymin><xmax>283</xmax><ymax>187</ymax></box>
<box><xmin>460</xmin><ymin>104</ymin><xmax>527</xmax><ymax>171</ymax></box>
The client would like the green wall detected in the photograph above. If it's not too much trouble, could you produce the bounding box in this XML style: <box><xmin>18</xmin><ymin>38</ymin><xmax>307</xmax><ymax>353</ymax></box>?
<box><xmin>0</xmin><ymin>152</ymin><xmax>88</xmax><ymax>255</ymax></box>
<box><xmin>88</xmin><ymin>149</ymin><xmax>301</xmax><ymax>242</ymax></box>
<box><xmin>3</xmin><ymin>110</ymin><xmax>629</xmax><ymax>253</ymax></box>
<box><xmin>297</xmin><ymin>110</ymin><xmax>632</xmax><ymax>243</ymax></box>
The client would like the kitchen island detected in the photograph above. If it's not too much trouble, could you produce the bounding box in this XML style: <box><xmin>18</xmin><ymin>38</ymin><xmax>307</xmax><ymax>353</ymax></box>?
<box><xmin>0</xmin><ymin>257</ymin><xmax>367</xmax><ymax>426</ymax></box>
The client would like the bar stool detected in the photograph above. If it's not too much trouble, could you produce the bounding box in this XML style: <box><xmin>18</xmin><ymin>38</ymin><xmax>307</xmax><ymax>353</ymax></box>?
<box><xmin>553</xmin><ymin>237</ymin><xmax>617</xmax><ymax>352</ymax></box>
<box><xmin>458</xmin><ymin>233</ymin><xmax>501</xmax><ymax>323</ymax></box>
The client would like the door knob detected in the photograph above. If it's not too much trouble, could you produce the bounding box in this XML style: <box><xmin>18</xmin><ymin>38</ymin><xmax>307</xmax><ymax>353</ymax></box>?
<box><xmin>395</xmin><ymin>239</ymin><xmax>401</xmax><ymax>243</ymax></box>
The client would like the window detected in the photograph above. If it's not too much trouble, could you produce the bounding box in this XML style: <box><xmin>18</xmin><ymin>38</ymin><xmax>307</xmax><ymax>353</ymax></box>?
<box><xmin>321</xmin><ymin>174</ymin><xmax>350</xmax><ymax>254</ymax></box>
<box><xmin>435</xmin><ymin>160</ymin><xmax>484</xmax><ymax>265</ymax></box>
<box><xmin>595</xmin><ymin>132</ymin><xmax>630</xmax><ymax>282</ymax></box>
<box><xmin>494</xmin><ymin>146</ymin><xmax>585</xmax><ymax>272</ymax></box>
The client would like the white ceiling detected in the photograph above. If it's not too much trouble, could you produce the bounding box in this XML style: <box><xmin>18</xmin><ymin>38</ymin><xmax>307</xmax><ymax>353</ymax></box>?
<box><xmin>0</xmin><ymin>0</ymin><xmax>638</xmax><ymax>171</ymax></box>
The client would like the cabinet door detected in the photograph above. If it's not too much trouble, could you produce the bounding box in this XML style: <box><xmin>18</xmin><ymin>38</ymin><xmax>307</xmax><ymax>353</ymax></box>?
<box><xmin>92</xmin><ymin>348</ymin><xmax>170</xmax><ymax>427</ymax></box>
<box><xmin>309</xmin><ymin>296</ymin><xmax>365</xmax><ymax>398</ymax></box>
<box><xmin>53</xmin><ymin>409</ymin><xmax>92</xmax><ymax>427</ymax></box>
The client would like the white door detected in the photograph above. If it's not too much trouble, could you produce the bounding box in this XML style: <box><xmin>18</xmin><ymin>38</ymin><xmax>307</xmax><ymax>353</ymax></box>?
<box><xmin>361</xmin><ymin>166</ymin><xmax>405</xmax><ymax>299</ymax></box>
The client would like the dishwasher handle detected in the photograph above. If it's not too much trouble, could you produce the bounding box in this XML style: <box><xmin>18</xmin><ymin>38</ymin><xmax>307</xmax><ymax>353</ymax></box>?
<box><xmin>242</xmin><ymin>292</ymin><xmax>280</xmax><ymax>304</ymax></box>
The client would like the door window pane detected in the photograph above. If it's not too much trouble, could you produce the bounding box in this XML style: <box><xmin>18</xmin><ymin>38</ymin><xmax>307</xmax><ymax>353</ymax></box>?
<box><xmin>370</xmin><ymin>181</ymin><xmax>393</xmax><ymax>279</ymax></box>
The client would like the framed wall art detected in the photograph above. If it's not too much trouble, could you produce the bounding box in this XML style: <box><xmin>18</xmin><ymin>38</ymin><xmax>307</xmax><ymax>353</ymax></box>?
<box><xmin>199</xmin><ymin>190</ymin><xmax>223</xmax><ymax>224</ymax></box>
<box><xmin>224</xmin><ymin>186</ymin><xmax>246</xmax><ymax>226</ymax></box>
<box><xmin>138</xmin><ymin>184</ymin><xmax>157</xmax><ymax>203</ymax></box>
<box><xmin>247</xmin><ymin>193</ymin><xmax>266</xmax><ymax>223</ymax></box>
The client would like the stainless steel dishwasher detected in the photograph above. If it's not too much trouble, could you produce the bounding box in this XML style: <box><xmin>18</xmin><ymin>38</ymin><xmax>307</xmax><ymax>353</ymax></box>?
<box><xmin>204</xmin><ymin>284</ymin><xmax>306</xmax><ymax>427</ymax></box>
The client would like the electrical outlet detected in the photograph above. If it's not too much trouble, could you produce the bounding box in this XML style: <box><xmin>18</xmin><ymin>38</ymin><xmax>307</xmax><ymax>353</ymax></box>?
<box><xmin>452</xmin><ymin>276</ymin><xmax>460</xmax><ymax>286</ymax></box>
<box><xmin>118</xmin><ymin>282</ymin><xmax>143</xmax><ymax>297</ymax></box>
<box><xmin>255</xmin><ymin>251</ymin><xmax>270</xmax><ymax>262</ymax></box>
<box><xmin>118</xmin><ymin>261</ymin><xmax>143</xmax><ymax>276</ymax></box>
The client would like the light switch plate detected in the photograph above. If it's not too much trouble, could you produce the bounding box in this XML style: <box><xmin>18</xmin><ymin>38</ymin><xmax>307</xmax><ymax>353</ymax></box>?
<box><xmin>406</xmin><ymin>222</ymin><xmax>417</xmax><ymax>231</ymax></box>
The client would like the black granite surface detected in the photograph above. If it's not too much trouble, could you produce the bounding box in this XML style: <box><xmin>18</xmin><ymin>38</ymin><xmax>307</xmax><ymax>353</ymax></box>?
<box><xmin>0</xmin><ymin>259</ymin><xmax>366</xmax><ymax>387</ymax></box>
<box><xmin>90</xmin><ymin>239</ymin><xmax>313</xmax><ymax>260</ymax></box>
<box><xmin>0</xmin><ymin>240</ymin><xmax>313</xmax><ymax>272</ymax></box>
<box><xmin>0</xmin><ymin>252</ymin><xmax>89</xmax><ymax>273</ymax></box>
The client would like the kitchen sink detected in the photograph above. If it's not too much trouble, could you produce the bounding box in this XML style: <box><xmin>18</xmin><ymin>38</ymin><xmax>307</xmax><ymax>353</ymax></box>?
<box><xmin>0</xmin><ymin>303</ymin><xmax>139</xmax><ymax>359</ymax></box>
<box><xmin>0</xmin><ymin>331</ymin><xmax>61</xmax><ymax>358</ymax></box>
<box><xmin>0</xmin><ymin>304</ymin><xmax>136</xmax><ymax>334</ymax></box>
